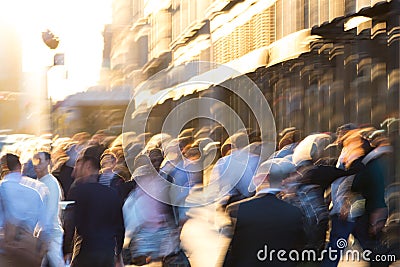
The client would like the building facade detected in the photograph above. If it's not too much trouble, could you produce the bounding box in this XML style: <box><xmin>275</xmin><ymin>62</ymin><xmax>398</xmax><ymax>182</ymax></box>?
<box><xmin>106</xmin><ymin>0</ymin><xmax>399</xmax><ymax>133</ymax></box>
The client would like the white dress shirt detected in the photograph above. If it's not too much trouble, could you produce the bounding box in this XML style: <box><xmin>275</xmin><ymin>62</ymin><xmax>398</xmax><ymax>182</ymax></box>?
<box><xmin>0</xmin><ymin>172</ymin><xmax>51</xmax><ymax>241</ymax></box>
<box><xmin>39</xmin><ymin>174</ymin><xmax>64</xmax><ymax>234</ymax></box>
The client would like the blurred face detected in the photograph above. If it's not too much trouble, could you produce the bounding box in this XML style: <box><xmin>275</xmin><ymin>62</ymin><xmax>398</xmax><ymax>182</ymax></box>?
<box><xmin>150</xmin><ymin>155</ymin><xmax>163</xmax><ymax>171</ymax></box>
<box><xmin>184</xmin><ymin>147</ymin><xmax>201</xmax><ymax>161</ymax></box>
<box><xmin>341</xmin><ymin>130</ymin><xmax>372</xmax><ymax>168</ymax></box>
<box><xmin>33</xmin><ymin>153</ymin><xmax>49</xmax><ymax>176</ymax></box>
<box><xmin>148</xmin><ymin>149</ymin><xmax>163</xmax><ymax>172</ymax></box>
<box><xmin>89</xmin><ymin>133</ymin><xmax>105</xmax><ymax>145</ymax></box>
<box><xmin>72</xmin><ymin>156</ymin><xmax>86</xmax><ymax>179</ymax></box>
<box><xmin>100</xmin><ymin>154</ymin><xmax>116</xmax><ymax>170</ymax></box>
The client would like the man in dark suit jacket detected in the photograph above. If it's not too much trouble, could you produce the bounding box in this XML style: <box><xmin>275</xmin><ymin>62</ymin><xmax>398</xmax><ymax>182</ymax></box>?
<box><xmin>63</xmin><ymin>146</ymin><xmax>125</xmax><ymax>267</ymax></box>
<box><xmin>223</xmin><ymin>158</ymin><xmax>306</xmax><ymax>267</ymax></box>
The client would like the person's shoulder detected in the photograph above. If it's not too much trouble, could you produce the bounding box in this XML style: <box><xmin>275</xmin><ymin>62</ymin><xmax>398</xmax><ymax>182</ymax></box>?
<box><xmin>227</xmin><ymin>194</ymin><xmax>263</xmax><ymax>210</ymax></box>
<box><xmin>256</xmin><ymin>193</ymin><xmax>301</xmax><ymax>211</ymax></box>
<box><xmin>19</xmin><ymin>176</ymin><xmax>49</xmax><ymax>197</ymax></box>
<box><xmin>226</xmin><ymin>198</ymin><xmax>247</xmax><ymax>218</ymax></box>
<box><xmin>276</xmin><ymin>196</ymin><xmax>305</xmax><ymax>217</ymax></box>
<box><xmin>42</xmin><ymin>173</ymin><xmax>60</xmax><ymax>185</ymax></box>
<box><xmin>46</xmin><ymin>173</ymin><xmax>58</xmax><ymax>180</ymax></box>
<box><xmin>20</xmin><ymin>175</ymin><xmax>44</xmax><ymax>187</ymax></box>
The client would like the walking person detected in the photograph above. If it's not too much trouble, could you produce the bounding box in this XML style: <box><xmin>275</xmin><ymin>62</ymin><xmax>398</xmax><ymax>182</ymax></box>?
<box><xmin>0</xmin><ymin>153</ymin><xmax>51</xmax><ymax>267</ymax></box>
<box><xmin>323</xmin><ymin>128</ymin><xmax>393</xmax><ymax>267</ymax></box>
<box><xmin>123</xmin><ymin>150</ymin><xmax>181</xmax><ymax>266</ymax></box>
<box><xmin>223</xmin><ymin>158</ymin><xmax>305</xmax><ymax>267</ymax></box>
<box><xmin>63</xmin><ymin>145</ymin><xmax>125</xmax><ymax>267</ymax></box>
<box><xmin>33</xmin><ymin>151</ymin><xmax>65</xmax><ymax>267</ymax></box>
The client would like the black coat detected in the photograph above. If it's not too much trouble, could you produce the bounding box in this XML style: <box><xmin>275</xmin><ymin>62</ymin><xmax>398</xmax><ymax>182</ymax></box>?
<box><xmin>223</xmin><ymin>193</ymin><xmax>306</xmax><ymax>267</ymax></box>
<box><xmin>63</xmin><ymin>181</ymin><xmax>125</xmax><ymax>263</ymax></box>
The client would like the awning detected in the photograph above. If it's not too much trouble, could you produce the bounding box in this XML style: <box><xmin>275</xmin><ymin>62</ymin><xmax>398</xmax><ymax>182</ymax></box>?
<box><xmin>157</xmin><ymin>82</ymin><xmax>211</xmax><ymax>105</ymax></box>
<box><xmin>131</xmin><ymin>29</ymin><xmax>321</xmax><ymax>117</ymax></box>
<box><xmin>189</xmin><ymin>46</ymin><xmax>269</xmax><ymax>85</ymax></box>
<box><xmin>133</xmin><ymin>46</ymin><xmax>269</xmax><ymax>109</ymax></box>
<box><xmin>267</xmin><ymin>29</ymin><xmax>321</xmax><ymax>67</ymax></box>
<box><xmin>155</xmin><ymin>46</ymin><xmax>269</xmax><ymax>104</ymax></box>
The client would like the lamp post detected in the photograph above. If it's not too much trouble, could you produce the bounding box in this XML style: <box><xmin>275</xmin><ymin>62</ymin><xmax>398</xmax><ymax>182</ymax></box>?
<box><xmin>41</xmin><ymin>29</ymin><xmax>60</xmax><ymax>134</ymax></box>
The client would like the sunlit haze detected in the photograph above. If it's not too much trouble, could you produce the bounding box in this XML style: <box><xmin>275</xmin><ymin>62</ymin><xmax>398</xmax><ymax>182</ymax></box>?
<box><xmin>0</xmin><ymin>0</ymin><xmax>112</xmax><ymax>100</ymax></box>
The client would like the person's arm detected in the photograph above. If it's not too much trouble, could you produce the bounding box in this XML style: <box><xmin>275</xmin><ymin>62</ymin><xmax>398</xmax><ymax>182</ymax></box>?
<box><xmin>304</xmin><ymin>158</ymin><xmax>365</xmax><ymax>189</ymax></box>
<box><xmin>222</xmin><ymin>208</ymin><xmax>240</xmax><ymax>267</ymax></box>
<box><xmin>352</xmin><ymin>158</ymin><xmax>388</xmax><ymax>235</ymax></box>
<box><xmin>115</xmin><ymin>200</ymin><xmax>125</xmax><ymax>257</ymax></box>
<box><xmin>0</xmin><ymin>189</ymin><xmax>5</xmax><ymax>228</ymax></box>
<box><xmin>47</xmin><ymin>181</ymin><xmax>62</xmax><ymax>227</ymax></box>
<box><xmin>38</xmin><ymin>187</ymin><xmax>52</xmax><ymax>243</ymax></box>
<box><xmin>63</xmin><ymin>186</ymin><xmax>78</xmax><ymax>256</ymax></box>
<box><xmin>114</xmin><ymin>253</ymin><xmax>124</xmax><ymax>267</ymax></box>
<box><xmin>306</xmin><ymin>166</ymin><xmax>348</xmax><ymax>188</ymax></box>
<box><xmin>220</xmin><ymin>202</ymin><xmax>240</xmax><ymax>238</ymax></box>
<box><xmin>169</xmin><ymin>169</ymin><xmax>190</xmax><ymax>225</ymax></box>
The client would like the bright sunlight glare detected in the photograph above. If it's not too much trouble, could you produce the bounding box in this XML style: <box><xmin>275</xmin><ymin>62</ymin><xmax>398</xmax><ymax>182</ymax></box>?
<box><xmin>0</xmin><ymin>0</ymin><xmax>112</xmax><ymax>101</ymax></box>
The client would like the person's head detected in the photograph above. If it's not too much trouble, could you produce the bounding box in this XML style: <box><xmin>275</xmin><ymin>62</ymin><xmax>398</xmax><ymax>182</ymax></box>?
<box><xmin>178</xmin><ymin>136</ymin><xmax>193</xmax><ymax>152</ymax></box>
<box><xmin>133</xmin><ymin>154</ymin><xmax>150</xmax><ymax>170</ymax></box>
<box><xmin>252</xmin><ymin>158</ymin><xmax>296</xmax><ymax>190</ymax></box>
<box><xmin>0</xmin><ymin>153</ymin><xmax>21</xmax><ymax>177</ymax></box>
<box><xmin>230</xmin><ymin>132</ymin><xmax>249</xmax><ymax>150</ymax></box>
<box><xmin>163</xmin><ymin>139</ymin><xmax>181</xmax><ymax>162</ymax></box>
<box><xmin>278</xmin><ymin>128</ymin><xmax>301</xmax><ymax>150</ymax></box>
<box><xmin>209</xmin><ymin>125</ymin><xmax>228</xmax><ymax>144</ymax></box>
<box><xmin>100</xmin><ymin>149</ymin><xmax>117</xmax><ymax>172</ymax></box>
<box><xmin>334</xmin><ymin>123</ymin><xmax>358</xmax><ymax>148</ymax></box>
<box><xmin>184</xmin><ymin>146</ymin><xmax>201</xmax><ymax>161</ymax></box>
<box><xmin>71</xmin><ymin>132</ymin><xmax>91</xmax><ymax>144</ymax></box>
<box><xmin>89</xmin><ymin>131</ymin><xmax>106</xmax><ymax>146</ymax></box>
<box><xmin>148</xmin><ymin>148</ymin><xmax>164</xmax><ymax>171</ymax></box>
<box><xmin>340</xmin><ymin>128</ymin><xmax>374</xmax><ymax>169</ymax></box>
<box><xmin>221</xmin><ymin>142</ymin><xmax>232</xmax><ymax>157</ymax></box>
<box><xmin>73</xmin><ymin>145</ymin><xmax>105</xmax><ymax>179</ymax></box>
<box><xmin>194</xmin><ymin>126</ymin><xmax>211</xmax><ymax>139</ymax></box>
<box><xmin>178</xmin><ymin>128</ymin><xmax>194</xmax><ymax>139</ymax></box>
<box><xmin>32</xmin><ymin>151</ymin><xmax>51</xmax><ymax>178</ymax></box>
<box><xmin>292</xmin><ymin>133</ymin><xmax>331</xmax><ymax>166</ymax></box>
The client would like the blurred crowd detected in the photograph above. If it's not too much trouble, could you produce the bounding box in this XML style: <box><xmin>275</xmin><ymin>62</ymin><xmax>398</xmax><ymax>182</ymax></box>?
<box><xmin>0</xmin><ymin>122</ymin><xmax>399</xmax><ymax>267</ymax></box>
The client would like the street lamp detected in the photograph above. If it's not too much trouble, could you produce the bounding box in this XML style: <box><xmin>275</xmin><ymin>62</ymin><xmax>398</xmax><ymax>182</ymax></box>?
<box><xmin>42</xmin><ymin>29</ymin><xmax>59</xmax><ymax>50</ymax></box>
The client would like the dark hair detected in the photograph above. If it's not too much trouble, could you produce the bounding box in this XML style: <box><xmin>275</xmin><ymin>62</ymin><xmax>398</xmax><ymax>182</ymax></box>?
<box><xmin>81</xmin><ymin>145</ymin><xmax>106</xmax><ymax>170</ymax></box>
<box><xmin>133</xmin><ymin>154</ymin><xmax>151</xmax><ymax>169</ymax></box>
<box><xmin>148</xmin><ymin>148</ymin><xmax>164</xmax><ymax>170</ymax></box>
<box><xmin>100</xmin><ymin>149</ymin><xmax>117</xmax><ymax>162</ymax></box>
<box><xmin>1</xmin><ymin>153</ymin><xmax>21</xmax><ymax>172</ymax></box>
<box><xmin>278</xmin><ymin>130</ymin><xmax>301</xmax><ymax>150</ymax></box>
<box><xmin>81</xmin><ymin>156</ymin><xmax>100</xmax><ymax>170</ymax></box>
<box><xmin>38</xmin><ymin>151</ymin><xmax>51</xmax><ymax>161</ymax></box>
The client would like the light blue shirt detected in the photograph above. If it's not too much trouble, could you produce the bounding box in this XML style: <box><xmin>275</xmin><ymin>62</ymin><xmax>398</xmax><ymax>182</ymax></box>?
<box><xmin>160</xmin><ymin>160</ymin><xmax>191</xmax><ymax>224</ymax></box>
<box><xmin>210</xmin><ymin>149</ymin><xmax>259</xmax><ymax>205</ymax></box>
<box><xmin>39</xmin><ymin>173</ymin><xmax>64</xmax><ymax>236</ymax></box>
<box><xmin>0</xmin><ymin>172</ymin><xmax>51</xmax><ymax>242</ymax></box>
